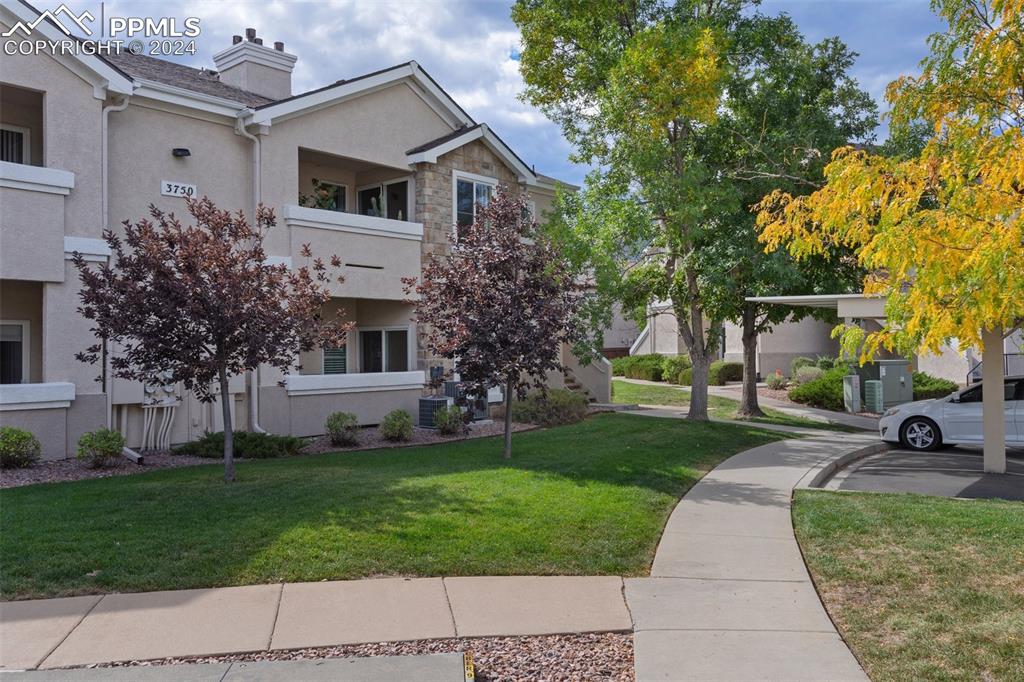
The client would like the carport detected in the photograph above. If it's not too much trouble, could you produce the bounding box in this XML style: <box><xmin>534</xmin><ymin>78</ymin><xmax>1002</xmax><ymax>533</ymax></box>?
<box><xmin>747</xmin><ymin>293</ymin><xmax>1014</xmax><ymax>474</ymax></box>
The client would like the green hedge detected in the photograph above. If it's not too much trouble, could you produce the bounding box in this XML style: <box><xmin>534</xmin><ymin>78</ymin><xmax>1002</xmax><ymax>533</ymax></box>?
<box><xmin>787</xmin><ymin>366</ymin><xmax>848</xmax><ymax>411</ymax></box>
<box><xmin>790</xmin><ymin>356</ymin><xmax>817</xmax><ymax>376</ymax></box>
<box><xmin>708</xmin><ymin>360</ymin><xmax>743</xmax><ymax>386</ymax></box>
<box><xmin>677</xmin><ymin>367</ymin><xmax>693</xmax><ymax>385</ymax></box>
<box><xmin>175</xmin><ymin>431</ymin><xmax>305</xmax><ymax>459</ymax></box>
<box><xmin>611</xmin><ymin>354</ymin><xmax>665</xmax><ymax>381</ymax></box>
<box><xmin>912</xmin><ymin>372</ymin><xmax>959</xmax><ymax>400</ymax></box>
<box><xmin>512</xmin><ymin>389</ymin><xmax>589</xmax><ymax>427</ymax></box>
<box><xmin>662</xmin><ymin>355</ymin><xmax>692</xmax><ymax>384</ymax></box>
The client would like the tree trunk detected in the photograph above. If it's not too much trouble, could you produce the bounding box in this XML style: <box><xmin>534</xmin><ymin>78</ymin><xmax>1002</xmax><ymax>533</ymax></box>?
<box><xmin>688</xmin><ymin>351</ymin><xmax>711</xmax><ymax>421</ymax></box>
<box><xmin>219</xmin><ymin>366</ymin><xmax>235</xmax><ymax>483</ymax></box>
<box><xmin>737</xmin><ymin>303</ymin><xmax>765</xmax><ymax>418</ymax></box>
<box><xmin>503</xmin><ymin>375</ymin><xmax>514</xmax><ymax>460</ymax></box>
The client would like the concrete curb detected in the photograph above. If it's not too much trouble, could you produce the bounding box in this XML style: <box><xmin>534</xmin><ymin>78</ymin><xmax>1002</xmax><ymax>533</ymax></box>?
<box><xmin>794</xmin><ymin>441</ymin><xmax>892</xmax><ymax>490</ymax></box>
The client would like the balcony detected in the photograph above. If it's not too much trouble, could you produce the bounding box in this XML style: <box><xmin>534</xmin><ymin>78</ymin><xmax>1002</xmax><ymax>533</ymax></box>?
<box><xmin>0</xmin><ymin>162</ymin><xmax>74</xmax><ymax>282</ymax></box>
<box><xmin>282</xmin><ymin>205</ymin><xmax>422</xmax><ymax>300</ymax></box>
<box><xmin>284</xmin><ymin>370</ymin><xmax>425</xmax><ymax>396</ymax></box>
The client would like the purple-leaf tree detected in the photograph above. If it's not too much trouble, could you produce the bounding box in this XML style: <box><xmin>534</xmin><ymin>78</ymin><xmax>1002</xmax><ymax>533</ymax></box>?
<box><xmin>404</xmin><ymin>186</ymin><xmax>581</xmax><ymax>459</ymax></box>
<box><xmin>73</xmin><ymin>198</ymin><xmax>350</xmax><ymax>482</ymax></box>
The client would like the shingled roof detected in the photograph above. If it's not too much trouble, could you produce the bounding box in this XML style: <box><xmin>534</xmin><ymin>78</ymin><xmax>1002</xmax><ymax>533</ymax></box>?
<box><xmin>103</xmin><ymin>50</ymin><xmax>273</xmax><ymax>107</ymax></box>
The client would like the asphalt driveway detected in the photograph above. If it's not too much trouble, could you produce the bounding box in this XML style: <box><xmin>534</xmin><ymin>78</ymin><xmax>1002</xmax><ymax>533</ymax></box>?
<box><xmin>834</xmin><ymin>448</ymin><xmax>1024</xmax><ymax>501</ymax></box>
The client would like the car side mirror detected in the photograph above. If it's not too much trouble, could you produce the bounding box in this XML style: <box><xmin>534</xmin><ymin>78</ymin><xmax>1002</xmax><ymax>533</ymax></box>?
<box><xmin>950</xmin><ymin>394</ymin><xmax>960</xmax><ymax>403</ymax></box>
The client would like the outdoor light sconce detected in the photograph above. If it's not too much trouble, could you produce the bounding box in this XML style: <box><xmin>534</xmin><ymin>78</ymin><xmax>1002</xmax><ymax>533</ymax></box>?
<box><xmin>171</xmin><ymin>148</ymin><xmax>191</xmax><ymax>158</ymax></box>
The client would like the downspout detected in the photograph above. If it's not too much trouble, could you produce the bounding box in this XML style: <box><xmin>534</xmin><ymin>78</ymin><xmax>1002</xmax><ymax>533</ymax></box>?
<box><xmin>235</xmin><ymin>114</ymin><xmax>266</xmax><ymax>433</ymax></box>
<box><xmin>101</xmin><ymin>95</ymin><xmax>130</xmax><ymax>431</ymax></box>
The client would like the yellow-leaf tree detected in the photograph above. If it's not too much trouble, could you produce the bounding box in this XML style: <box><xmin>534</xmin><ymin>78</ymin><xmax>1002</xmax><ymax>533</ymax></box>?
<box><xmin>756</xmin><ymin>0</ymin><xmax>1023</xmax><ymax>470</ymax></box>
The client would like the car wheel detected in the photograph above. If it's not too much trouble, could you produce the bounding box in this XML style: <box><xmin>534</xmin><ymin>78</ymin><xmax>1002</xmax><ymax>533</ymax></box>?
<box><xmin>900</xmin><ymin>417</ymin><xmax>941</xmax><ymax>451</ymax></box>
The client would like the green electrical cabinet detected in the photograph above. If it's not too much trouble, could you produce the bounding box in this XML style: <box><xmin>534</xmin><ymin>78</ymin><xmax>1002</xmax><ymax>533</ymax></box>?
<box><xmin>864</xmin><ymin>379</ymin><xmax>884</xmax><ymax>413</ymax></box>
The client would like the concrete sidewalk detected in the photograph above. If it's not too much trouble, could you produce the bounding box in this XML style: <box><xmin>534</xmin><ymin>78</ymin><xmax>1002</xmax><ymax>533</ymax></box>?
<box><xmin>626</xmin><ymin>434</ymin><xmax>877</xmax><ymax>682</ymax></box>
<box><xmin>0</xmin><ymin>653</ymin><xmax>466</xmax><ymax>681</ymax></box>
<box><xmin>614</xmin><ymin>376</ymin><xmax>879</xmax><ymax>431</ymax></box>
<box><xmin>0</xmin><ymin>577</ymin><xmax>631</xmax><ymax>670</ymax></box>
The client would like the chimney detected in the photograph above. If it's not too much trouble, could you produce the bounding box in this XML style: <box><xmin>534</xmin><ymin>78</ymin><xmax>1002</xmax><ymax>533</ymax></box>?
<box><xmin>212</xmin><ymin>28</ymin><xmax>297</xmax><ymax>101</ymax></box>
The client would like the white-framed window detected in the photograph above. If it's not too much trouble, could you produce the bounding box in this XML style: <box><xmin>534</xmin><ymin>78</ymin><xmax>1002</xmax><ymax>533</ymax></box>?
<box><xmin>357</xmin><ymin>177</ymin><xmax>411</xmax><ymax>221</ymax></box>
<box><xmin>0</xmin><ymin>124</ymin><xmax>31</xmax><ymax>165</ymax></box>
<box><xmin>0</xmin><ymin>320</ymin><xmax>30</xmax><ymax>384</ymax></box>
<box><xmin>357</xmin><ymin>327</ymin><xmax>409</xmax><ymax>373</ymax></box>
<box><xmin>453</xmin><ymin>170</ymin><xmax>496</xmax><ymax>233</ymax></box>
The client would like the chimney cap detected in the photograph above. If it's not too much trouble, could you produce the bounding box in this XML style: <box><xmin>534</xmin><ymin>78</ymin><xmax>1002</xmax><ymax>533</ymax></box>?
<box><xmin>253</xmin><ymin>37</ymin><xmax>263</xmax><ymax>45</ymax></box>
<box><xmin>274</xmin><ymin>41</ymin><xmax>284</xmax><ymax>52</ymax></box>
<box><xmin>232</xmin><ymin>34</ymin><xmax>242</xmax><ymax>44</ymax></box>
<box><xmin>245</xmin><ymin>27</ymin><xmax>256</xmax><ymax>41</ymax></box>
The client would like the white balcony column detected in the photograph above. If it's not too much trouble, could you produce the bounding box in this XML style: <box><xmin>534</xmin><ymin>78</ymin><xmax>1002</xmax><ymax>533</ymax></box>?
<box><xmin>981</xmin><ymin>326</ymin><xmax>1006</xmax><ymax>474</ymax></box>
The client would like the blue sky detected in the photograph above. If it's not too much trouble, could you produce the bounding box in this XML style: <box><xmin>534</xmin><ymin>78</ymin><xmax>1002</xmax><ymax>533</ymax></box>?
<box><xmin>64</xmin><ymin>0</ymin><xmax>944</xmax><ymax>185</ymax></box>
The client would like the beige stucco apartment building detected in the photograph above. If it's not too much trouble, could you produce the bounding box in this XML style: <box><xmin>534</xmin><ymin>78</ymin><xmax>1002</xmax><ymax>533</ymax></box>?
<box><xmin>0</xmin><ymin>2</ymin><xmax>609</xmax><ymax>459</ymax></box>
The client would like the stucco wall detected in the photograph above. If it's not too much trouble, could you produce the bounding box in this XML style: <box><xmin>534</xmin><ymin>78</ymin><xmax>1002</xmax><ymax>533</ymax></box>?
<box><xmin>259</xmin><ymin>385</ymin><xmax>423</xmax><ymax>435</ymax></box>
<box><xmin>0</xmin><ymin>393</ymin><xmax>105</xmax><ymax>460</ymax></box>
<box><xmin>0</xmin><ymin>84</ymin><xmax>44</xmax><ymax>165</ymax></box>
<box><xmin>0</xmin><ymin>22</ymin><xmax>103</xmax><ymax>238</ymax></box>
<box><xmin>107</xmin><ymin>101</ymin><xmax>251</xmax><ymax>231</ymax></box>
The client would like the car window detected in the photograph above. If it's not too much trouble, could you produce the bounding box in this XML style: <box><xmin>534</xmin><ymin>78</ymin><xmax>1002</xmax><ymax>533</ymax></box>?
<box><xmin>959</xmin><ymin>381</ymin><xmax>1022</xmax><ymax>403</ymax></box>
<box><xmin>958</xmin><ymin>385</ymin><xmax>983</xmax><ymax>403</ymax></box>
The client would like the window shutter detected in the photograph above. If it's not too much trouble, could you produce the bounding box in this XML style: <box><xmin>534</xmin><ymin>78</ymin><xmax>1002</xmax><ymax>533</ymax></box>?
<box><xmin>324</xmin><ymin>346</ymin><xmax>347</xmax><ymax>374</ymax></box>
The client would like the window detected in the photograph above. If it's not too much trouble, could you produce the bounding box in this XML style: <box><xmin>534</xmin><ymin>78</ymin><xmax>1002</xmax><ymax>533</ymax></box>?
<box><xmin>958</xmin><ymin>381</ymin><xmax>1018</xmax><ymax>403</ymax></box>
<box><xmin>0</xmin><ymin>321</ymin><xmax>29</xmax><ymax>384</ymax></box>
<box><xmin>454</xmin><ymin>172</ymin><xmax>495</xmax><ymax>231</ymax></box>
<box><xmin>323</xmin><ymin>345</ymin><xmax>347</xmax><ymax>374</ymax></box>
<box><xmin>358</xmin><ymin>179</ymin><xmax>409</xmax><ymax>220</ymax></box>
<box><xmin>319</xmin><ymin>182</ymin><xmax>346</xmax><ymax>212</ymax></box>
<box><xmin>0</xmin><ymin>125</ymin><xmax>29</xmax><ymax>165</ymax></box>
<box><xmin>358</xmin><ymin>328</ymin><xmax>409</xmax><ymax>373</ymax></box>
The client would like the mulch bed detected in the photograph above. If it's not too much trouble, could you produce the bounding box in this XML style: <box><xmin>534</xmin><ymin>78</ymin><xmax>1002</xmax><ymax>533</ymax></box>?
<box><xmin>97</xmin><ymin>632</ymin><xmax>635</xmax><ymax>682</ymax></box>
<box><xmin>0</xmin><ymin>421</ymin><xmax>535</xmax><ymax>490</ymax></box>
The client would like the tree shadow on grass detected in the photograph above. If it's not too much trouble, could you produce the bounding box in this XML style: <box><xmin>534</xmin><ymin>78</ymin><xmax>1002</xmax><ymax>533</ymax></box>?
<box><xmin>0</xmin><ymin>414</ymin><xmax>784</xmax><ymax>599</ymax></box>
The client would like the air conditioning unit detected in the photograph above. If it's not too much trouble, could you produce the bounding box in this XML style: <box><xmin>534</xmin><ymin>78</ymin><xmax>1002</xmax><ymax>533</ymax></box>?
<box><xmin>443</xmin><ymin>381</ymin><xmax>488</xmax><ymax>421</ymax></box>
<box><xmin>418</xmin><ymin>395</ymin><xmax>452</xmax><ymax>428</ymax></box>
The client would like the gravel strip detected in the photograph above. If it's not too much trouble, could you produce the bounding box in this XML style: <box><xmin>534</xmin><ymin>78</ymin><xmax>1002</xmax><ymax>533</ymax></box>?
<box><xmin>0</xmin><ymin>421</ymin><xmax>535</xmax><ymax>489</ymax></box>
<box><xmin>96</xmin><ymin>633</ymin><xmax>634</xmax><ymax>681</ymax></box>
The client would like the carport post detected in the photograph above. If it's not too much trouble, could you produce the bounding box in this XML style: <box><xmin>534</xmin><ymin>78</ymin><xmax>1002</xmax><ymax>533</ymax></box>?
<box><xmin>982</xmin><ymin>327</ymin><xmax>1006</xmax><ymax>474</ymax></box>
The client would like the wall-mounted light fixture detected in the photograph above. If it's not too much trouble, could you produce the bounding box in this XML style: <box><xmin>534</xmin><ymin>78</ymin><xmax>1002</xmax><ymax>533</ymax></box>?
<box><xmin>172</xmin><ymin>148</ymin><xmax>191</xmax><ymax>158</ymax></box>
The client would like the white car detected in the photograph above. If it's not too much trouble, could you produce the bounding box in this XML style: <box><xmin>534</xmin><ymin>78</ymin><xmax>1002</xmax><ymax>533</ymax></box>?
<box><xmin>879</xmin><ymin>376</ymin><xmax>1024</xmax><ymax>451</ymax></box>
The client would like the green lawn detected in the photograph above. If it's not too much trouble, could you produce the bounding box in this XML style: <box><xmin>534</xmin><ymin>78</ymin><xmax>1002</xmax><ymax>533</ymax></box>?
<box><xmin>793</xmin><ymin>490</ymin><xmax>1024</xmax><ymax>682</ymax></box>
<box><xmin>0</xmin><ymin>414</ymin><xmax>783</xmax><ymax>600</ymax></box>
<box><xmin>611</xmin><ymin>378</ymin><xmax>859</xmax><ymax>431</ymax></box>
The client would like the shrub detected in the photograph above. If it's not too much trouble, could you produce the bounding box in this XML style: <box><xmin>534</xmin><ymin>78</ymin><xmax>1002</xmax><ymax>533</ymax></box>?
<box><xmin>380</xmin><ymin>409</ymin><xmax>414</xmax><ymax>441</ymax></box>
<box><xmin>433</xmin><ymin>404</ymin><xmax>467</xmax><ymax>435</ymax></box>
<box><xmin>77</xmin><ymin>428</ymin><xmax>125</xmax><ymax>468</ymax></box>
<box><xmin>175</xmin><ymin>431</ymin><xmax>304</xmax><ymax>459</ymax></box>
<box><xmin>662</xmin><ymin>355</ymin><xmax>692</xmax><ymax>384</ymax></box>
<box><xmin>0</xmin><ymin>427</ymin><xmax>41</xmax><ymax>468</ymax></box>
<box><xmin>677</xmin><ymin>367</ymin><xmax>693</xmax><ymax>385</ymax></box>
<box><xmin>628</xmin><ymin>354</ymin><xmax>665</xmax><ymax>381</ymax></box>
<box><xmin>816</xmin><ymin>356</ymin><xmax>835</xmax><ymax>370</ymax></box>
<box><xmin>765</xmin><ymin>373</ymin><xmax>788</xmax><ymax>390</ymax></box>
<box><xmin>790</xmin><ymin>356</ymin><xmax>816</xmax><ymax>376</ymax></box>
<box><xmin>913</xmin><ymin>372</ymin><xmax>959</xmax><ymax>400</ymax></box>
<box><xmin>610</xmin><ymin>356</ymin><xmax>630</xmax><ymax>376</ymax></box>
<box><xmin>708</xmin><ymin>360</ymin><xmax>743</xmax><ymax>386</ymax></box>
<box><xmin>512</xmin><ymin>389</ymin><xmax>589</xmax><ymax>427</ymax></box>
<box><xmin>325</xmin><ymin>411</ymin><xmax>360</xmax><ymax>446</ymax></box>
<box><xmin>793</xmin><ymin>365</ymin><xmax>825</xmax><ymax>386</ymax></box>
<box><xmin>788</xmin><ymin>366</ymin><xmax>848</xmax><ymax>411</ymax></box>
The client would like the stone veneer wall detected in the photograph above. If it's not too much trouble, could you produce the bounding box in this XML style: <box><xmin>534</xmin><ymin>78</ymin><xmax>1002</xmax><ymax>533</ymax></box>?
<box><xmin>412</xmin><ymin>140</ymin><xmax>523</xmax><ymax>373</ymax></box>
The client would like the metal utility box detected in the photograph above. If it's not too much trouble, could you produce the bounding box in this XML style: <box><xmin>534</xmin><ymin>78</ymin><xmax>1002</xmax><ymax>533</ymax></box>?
<box><xmin>855</xmin><ymin>359</ymin><xmax>913</xmax><ymax>409</ymax></box>
<box><xmin>843</xmin><ymin>374</ymin><xmax>862</xmax><ymax>413</ymax></box>
<box><xmin>418</xmin><ymin>396</ymin><xmax>452</xmax><ymax>428</ymax></box>
<box><xmin>864</xmin><ymin>380</ymin><xmax>884</xmax><ymax>413</ymax></box>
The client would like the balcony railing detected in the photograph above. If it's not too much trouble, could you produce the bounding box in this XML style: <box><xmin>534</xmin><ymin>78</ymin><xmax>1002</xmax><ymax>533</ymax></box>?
<box><xmin>282</xmin><ymin>205</ymin><xmax>423</xmax><ymax>241</ymax></box>
<box><xmin>284</xmin><ymin>370</ymin><xmax>426</xmax><ymax>396</ymax></box>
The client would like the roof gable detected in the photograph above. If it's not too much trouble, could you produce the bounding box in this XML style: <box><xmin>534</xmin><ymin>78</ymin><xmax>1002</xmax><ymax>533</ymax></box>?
<box><xmin>246</xmin><ymin>61</ymin><xmax>473</xmax><ymax>130</ymax></box>
<box><xmin>406</xmin><ymin>123</ymin><xmax>538</xmax><ymax>185</ymax></box>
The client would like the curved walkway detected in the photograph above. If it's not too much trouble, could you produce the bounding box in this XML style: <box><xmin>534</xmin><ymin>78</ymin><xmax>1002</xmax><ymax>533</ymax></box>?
<box><xmin>626</xmin><ymin>432</ymin><xmax>879</xmax><ymax>682</ymax></box>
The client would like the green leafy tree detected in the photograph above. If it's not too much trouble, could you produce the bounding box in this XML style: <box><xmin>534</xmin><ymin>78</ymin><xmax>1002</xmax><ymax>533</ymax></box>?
<box><xmin>515</xmin><ymin>1</ymin><xmax>875</xmax><ymax>418</ymax></box>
